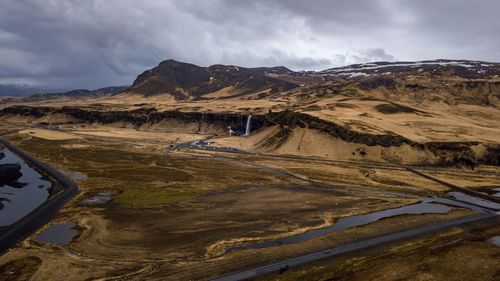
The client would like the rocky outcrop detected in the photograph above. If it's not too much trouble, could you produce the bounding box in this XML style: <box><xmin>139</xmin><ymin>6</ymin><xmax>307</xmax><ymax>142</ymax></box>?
<box><xmin>267</xmin><ymin>110</ymin><xmax>417</xmax><ymax>148</ymax></box>
<box><xmin>423</xmin><ymin>142</ymin><xmax>481</xmax><ymax>168</ymax></box>
<box><xmin>478</xmin><ymin>145</ymin><xmax>500</xmax><ymax>166</ymax></box>
<box><xmin>359</xmin><ymin>77</ymin><xmax>396</xmax><ymax>90</ymax></box>
<box><xmin>265</xmin><ymin>110</ymin><xmax>500</xmax><ymax>167</ymax></box>
<box><xmin>1</xmin><ymin>106</ymin><xmax>498</xmax><ymax>167</ymax></box>
<box><xmin>0</xmin><ymin>106</ymin><xmax>267</xmax><ymax>134</ymax></box>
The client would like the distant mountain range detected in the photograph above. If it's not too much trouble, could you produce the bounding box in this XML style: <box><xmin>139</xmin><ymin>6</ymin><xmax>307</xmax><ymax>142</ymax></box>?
<box><xmin>3</xmin><ymin>59</ymin><xmax>499</xmax><ymax>103</ymax></box>
<box><xmin>0</xmin><ymin>86</ymin><xmax>128</xmax><ymax>101</ymax></box>
<box><xmin>0</xmin><ymin>84</ymin><xmax>68</xmax><ymax>97</ymax></box>
<box><xmin>307</xmin><ymin>59</ymin><xmax>500</xmax><ymax>79</ymax></box>
<box><xmin>26</xmin><ymin>86</ymin><xmax>128</xmax><ymax>100</ymax></box>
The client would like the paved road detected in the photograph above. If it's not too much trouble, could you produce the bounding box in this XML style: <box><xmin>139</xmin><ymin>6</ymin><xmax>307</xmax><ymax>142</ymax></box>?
<box><xmin>180</xmin><ymin>141</ymin><xmax>500</xmax><ymax>280</ymax></box>
<box><xmin>2</xmin><ymin>126</ymin><xmax>497</xmax><ymax>279</ymax></box>
<box><xmin>0</xmin><ymin>138</ymin><xmax>79</xmax><ymax>254</ymax></box>
<box><xmin>213</xmin><ymin>212</ymin><xmax>499</xmax><ymax>281</ymax></box>
<box><xmin>406</xmin><ymin>167</ymin><xmax>500</xmax><ymax>204</ymax></box>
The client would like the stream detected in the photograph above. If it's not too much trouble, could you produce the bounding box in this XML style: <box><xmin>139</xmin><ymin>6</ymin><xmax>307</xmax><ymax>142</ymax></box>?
<box><xmin>227</xmin><ymin>194</ymin><xmax>494</xmax><ymax>252</ymax></box>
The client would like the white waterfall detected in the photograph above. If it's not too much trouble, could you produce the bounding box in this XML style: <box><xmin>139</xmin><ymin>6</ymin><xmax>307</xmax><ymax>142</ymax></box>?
<box><xmin>197</xmin><ymin>112</ymin><xmax>204</xmax><ymax>133</ymax></box>
<box><xmin>244</xmin><ymin>115</ymin><xmax>252</xmax><ymax>136</ymax></box>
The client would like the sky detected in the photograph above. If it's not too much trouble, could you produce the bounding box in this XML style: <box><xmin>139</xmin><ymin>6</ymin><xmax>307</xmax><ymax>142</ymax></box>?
<box><xmin>0</xmin><ymin>0</ymin><xmax>499</xmax><ymax>89</ymax></box>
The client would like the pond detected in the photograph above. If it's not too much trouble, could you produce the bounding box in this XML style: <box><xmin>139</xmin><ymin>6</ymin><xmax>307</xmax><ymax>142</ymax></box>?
<box><xmin>0</xmin><ymin>148</ymin><xmax>52</xmax><ymax>227</ymax></box>
<box><xmin>35</xmin><ymin>222</ymin><xmax>78</xmax><ymax>245</ymax></box>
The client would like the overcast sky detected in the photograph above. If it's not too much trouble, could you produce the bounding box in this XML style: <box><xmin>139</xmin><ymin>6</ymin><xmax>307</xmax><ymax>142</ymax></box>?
<box><xmin>1</xmin><ymin>0</ymin><xmax>499</xmax><ymax>89</ymax></box>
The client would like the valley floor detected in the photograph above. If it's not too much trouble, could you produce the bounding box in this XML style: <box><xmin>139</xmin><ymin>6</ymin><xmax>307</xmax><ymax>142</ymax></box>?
<box><xmin>0</xmin><ymin>122</ymin><xmax>499</xmax><ymax>280</ymax></box>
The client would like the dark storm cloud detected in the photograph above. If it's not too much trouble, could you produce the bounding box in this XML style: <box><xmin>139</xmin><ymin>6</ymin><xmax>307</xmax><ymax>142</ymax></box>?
<box><xmin>0</xmin><ymin>0</ymin><xmax>499</xmax><ymax>89</ymax></box>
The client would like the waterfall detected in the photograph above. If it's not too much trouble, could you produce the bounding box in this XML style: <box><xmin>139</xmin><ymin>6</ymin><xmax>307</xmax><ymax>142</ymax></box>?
<box><xmin>197</xmin><ymin>112</ymin><xmax>204</xmax><ymax>133</ymax></box>
<box><xmin>244</xmin><ymin>115</ymin><xmax>252</xmax><ymax>136</ymax></box>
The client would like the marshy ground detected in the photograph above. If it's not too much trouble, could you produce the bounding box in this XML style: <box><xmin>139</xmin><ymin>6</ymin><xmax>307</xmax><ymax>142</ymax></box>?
<box><xmin>0</xmin><ymin>123</ymin><xmax>499</xmax><ymax>280</ymax></box>
<box><xmin>259</xmin><ymin>219</ymin><xmax>500</xmax><ymax>281</ymax></box>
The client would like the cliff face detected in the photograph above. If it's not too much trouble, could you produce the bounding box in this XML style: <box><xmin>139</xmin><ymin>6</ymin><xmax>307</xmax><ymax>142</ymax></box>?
<box><xmin>1</xmin><ymin>105</ymin><xmax>498</xmax><ymax>167</ymax></box>
<box><xmin>1</xmin><ymin>59</ymin><xmax>499</xmax><ymax>167</ymax></box>
<box><xmin>0</xmin><ymin>106</ymin><xmax>266</xmax><ymax>134</ymax></box>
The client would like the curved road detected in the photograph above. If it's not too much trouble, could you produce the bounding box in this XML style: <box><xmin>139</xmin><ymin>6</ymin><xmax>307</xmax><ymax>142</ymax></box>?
<box><xmin>213</xmin><ymin>212</ymin><xmax>499</xmax><ymax>281</ymax></box>
<box><xmin>176</xmin><ymin>141</ymin><xmax>500</xmax><ymax>280</ymax></box>
<box><xmin>1</xmin><ymin>128</ymin><xmax>498</xmax><ymax>279</ymax></box>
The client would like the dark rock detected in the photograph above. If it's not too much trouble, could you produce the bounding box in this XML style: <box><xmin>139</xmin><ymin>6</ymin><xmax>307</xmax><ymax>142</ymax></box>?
<box><xmin>0</xmin><ymin>197</ymin><xmax>11</xmax><ymax>209</ymax></box>
<box><xmin>405</xmin><ymin>84</ymin><xmax>426</xmax><ymax>91</ymax></box>
<box><xmin>478</xmin><ymin>145</ymin><xmax>500</xmax><ymax>166</ymax></box>
<box><xmin>267</xmin><ymin>110</ymin><xmax>417</xmax><ymax>148</ymax></box>
<box><xmin>424</xmin><ymin>142</ymin><xmax>481</xmax><ymax>169</ymax></box>
<box><xmin>374</xmin><ymin>103</ymin><xmax>431</xmax><ymax>115</ymax></box>
<box><xmin>0</xmin><ymin>163</ymin><xmax>23</xmax><ymax>186</ymax></box>
<box><xmin>1</xmin><ymin>105</ymin><xmax>499</xmax><ymax>167</ymax></box>
<box><xmin>359</xmin><ymin>77</ymin><xmax>396</xmax><ymax>90</ymax></box>
<box><xmin>0</xmin><ymin>106</ymin><xmax>267</xmax><ymax>134</ymax></box>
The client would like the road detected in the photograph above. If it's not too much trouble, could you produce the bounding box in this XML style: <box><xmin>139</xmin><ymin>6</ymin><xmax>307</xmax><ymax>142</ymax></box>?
<box><xmin>189</xmin><ymin>143</ymin><xmax>500</xmax><ymax>280</ymax></box>
<box><xmin>2</xmin><ymin>126</ymin><xmax>498</xmax><ymax>278</ymax></box>
<box><xmin>172</xmin><ymin>140</ymin><xmax>500</xmax><ymax>280</ymax></box>
<box><xmin>213</xmin><ymin>212</ymin><xmax>499</xmax><ymax>281</ymax></box>
<box><xmin>406</xmin><ymin>167</ymin><xmax>500</xmax><ymax>204</ymax></box>
<box><xmin>0</xmin><ymin>138</ymin><xmax>79</xmax><ymax>254</ymax></box>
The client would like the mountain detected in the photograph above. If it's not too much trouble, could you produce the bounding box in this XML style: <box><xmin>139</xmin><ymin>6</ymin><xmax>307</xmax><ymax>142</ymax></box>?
<box><xmin>285</xmin><ymin>59</ymin><xmax>500</xmax><ymax>107</ymax></box>
<box><xmin>25</xmin><ymin>86</ymin><xmax>128</xmax><ymax>101</ymax></box>
<box><xmin>0</xmin><ymin>84</ymin><xmax>67</xmax><ymax>97</ymax></box>
<box><xmin>1</xmin><ymin>59</ymin><xmax>499</xmax><ymax>167</ymax></box>
<box><xmin>121</xmin><ymin>59</ymin><xmax>500</xmax><ymax>105</ymax></box>
<box><xmin>126</xmin><ymin>59</ymin><xmax>299</xmax><ymax>99</ymax></box>
<box><xmin>304</xmin><ymin>59</ymin><xmax>500</xmax><ymax>80</ymax></box>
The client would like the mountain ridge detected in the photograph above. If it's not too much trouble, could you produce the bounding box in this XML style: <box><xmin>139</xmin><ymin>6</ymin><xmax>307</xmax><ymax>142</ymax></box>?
<box><xmin>127</xmin><ymin>59</ymin><xmax>298</xmax><ymax>99</ymax></box>
<box><xmin>121</xmin><ymin>59</ymin><xmax>500</xmax><ymax>101</ymax></box>
<box><xmin>1</xmin><ymin>86</ymin><xmax>128</xmax><ymax>103</ymax></box>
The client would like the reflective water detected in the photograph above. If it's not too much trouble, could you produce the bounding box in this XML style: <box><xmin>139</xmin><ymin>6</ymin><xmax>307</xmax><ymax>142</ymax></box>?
<box><xmin>35</xmin><ymin>222</ymin><xmax>78</xmax><ymax>245</ymax></box>
<box><xmin>488</xmin><ymin>236</ymin><xmax>500</xmax><ymax>247</ymax></box>
<box><xmin>0</xmin><ymin>148</ymin><xmax>52</xmax><ymax>227</ymax></box>
<box><xmin>447</xmin><ymin>191</ymin><xmax>500</xmax><ymax>210</ymax></box>
<box><xmin>494</xmin><ymin>188</ymin><xmax>500</xmax><ymax>198</ymax></box>
<box><xmin>229</xmin><ymin>198</ymin><xmax>453</xmax><ymax>251</ymax></box>
<box><xmin>80</xmin><ymin>191</ymin><xmax>115</xmax><ymax>205</ymax></box>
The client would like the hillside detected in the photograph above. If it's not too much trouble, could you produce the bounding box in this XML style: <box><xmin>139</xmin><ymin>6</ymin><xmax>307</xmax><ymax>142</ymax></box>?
<box><xmin>117</xmin><ymin>59</ymin><xmax>500</xmax><ymax>107</ymax></box>
<box><xmin>1</xmin><ymin>59</ymin><xmax>499</xmax><ymax>166</ymax></box>
<box><xmin>126</xmin><ymin>59</ymin><xmax>298</xmax><ymax>99</ymax></box>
